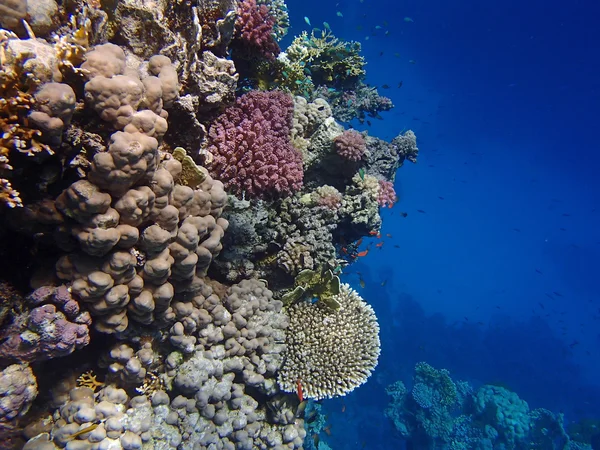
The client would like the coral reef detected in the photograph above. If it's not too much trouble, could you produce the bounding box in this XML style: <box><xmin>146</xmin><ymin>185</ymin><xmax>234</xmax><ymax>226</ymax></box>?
<box><xmin>385</xmin><ymin>363</ymin><xmax>584</xmax><ymax>450</ymax></box>
<box><xmin>0</xmin><ymin>0</ymin><xmax>418</xmax><ymax>447</ymax></box>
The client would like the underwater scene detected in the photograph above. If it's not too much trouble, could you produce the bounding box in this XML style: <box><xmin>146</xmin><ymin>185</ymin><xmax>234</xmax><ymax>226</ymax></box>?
<box><xmin>0</xmin><ymin>0</ymin><xmax>598</xmax><ymax>449</ymax></box>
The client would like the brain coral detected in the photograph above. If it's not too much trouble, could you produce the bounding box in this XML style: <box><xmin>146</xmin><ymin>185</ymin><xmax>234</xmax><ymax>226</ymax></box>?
<box><xmin>278</xmin><ymin>283</ymin><xmax>380</xmax><ymax>400</ymax></box>
<box><xmin>207</xmin><ymin>90</ymin><xmax>303</xmax><ymax>198</ymax></box>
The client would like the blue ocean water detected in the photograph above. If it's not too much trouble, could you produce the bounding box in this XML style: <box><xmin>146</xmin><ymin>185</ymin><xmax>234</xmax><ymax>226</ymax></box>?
<box><xmin>288</xmin><ymin>0</ymin><xmax>600</xmax><ymax>447</ymax></box>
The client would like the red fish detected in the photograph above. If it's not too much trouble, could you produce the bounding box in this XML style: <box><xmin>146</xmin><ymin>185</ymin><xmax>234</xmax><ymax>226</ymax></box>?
<box><xmin>357</xmin><ymin>249</ymin><xmax>369</xmax><ymax>257</ymax></box>
<box><xmin>296</xmin><ymin>379</ymin><xmax>304</xmax><ymax>402</ymax></box>
<box><xmin>376</xmin><ymin>242</ymin><xmax>384</xmax><ymax>248</ymax></box>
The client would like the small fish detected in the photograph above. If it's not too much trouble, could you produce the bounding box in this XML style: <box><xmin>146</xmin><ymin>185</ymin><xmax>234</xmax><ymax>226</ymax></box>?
<box><xmin>553</xmin><ymin>291</ymin><xmax>563</xmax><ymax>297</ymax></box>
<box><xmin>386</xmin><ymin>233</ymin><xmax>392</xmax><ymax>238</ymax></box>
<box><xmin>359</xmin><ymin>278</ymin><xmax>365</xmax><ymax>288</ymax></box>
<box><xmin>367</xmin><ymin>120</ymin><xmax>372</xmax><ymax>126</ymax></box>
<box><xmin>369</xmin><ymin>230</ymin><xmax>379</xmax><ymax>235</ymax></box>
<box><xmin>304</xmin><ymin>16</ymin><xmax>311</xmax><ymax>26</ymax></box>
<box><xmin>381</xmin><ymin>84</ymin><xmax>390</xmax><ymax>89</ymax></box>
<box><xmin>66</xmin><ymin>424</ymin><xmax>99</xmax><ymax>440</ymax></box>
<box><xmin>357</xmin><ymin>249</ymin><xmax>369</xmax><ymax>257</ymax></box>
<box><xmin>296</xmin><ymin>379</ymin><xmax>304</xmax><ymax>402</ymax></box>
<box><xmin>323</xmin><ymin>21</ymin><xmax>331</xmax><ymax>30</ymax></box>
<box><xmin>562</xmin><ymin>213</ymin><xmax>570</xmax><ymax>217</ymax></box>
<box><xmin>379</xmin><ymin>51</ymin><xmax>384</xmax><ymax>56</ymax></box>
<box><xmin>312</xmin><ymin>434</ymin><xmax>320</xmax><ymax>447</ymax></box>
<box><xmin>336</xmin><ymin>11</ymin><xmax>344</xmax><ymax>17</ymax></box>
<box><xmin>417</xmin><ymin>209</ymin><xmax>426</xmax><ymax>213</ymax></box>
<box><xmin>513</xmin><ymin>228</ymin><xmax>521</xmax><ymax>232</ymax></box>
<box><xmin>380</xmin><ymin>280</ymin><xmax>387</xmax><ymax>286</ymax></box>
<box><xmin>404</xmin><ymin>17</ymin><xmax>414</xmax><ymax>22</ymax></box>
<box><xmin>438</xmin><ymin>196</ymin><xmax>444</xmax><ymax>200</ymax></box>
<box><xmin>356</xmin><ymin>25</ymin><xmax>363</xmax><ymax>31</ymax></box>
<box><xmin>383</xmin><ymin>21</ymin><xmax>388</xmax><ymax>26</ymax></box>
<box><xmin>398</xmin><ymin>81</ymin><xmax>403</xmax><ymax>88</ymax></box>
<box><xmin>375</xmin><ymin>25</ymin><xmax>382</xmax><ymax>29</ymax></box>
<box><xmin>385</xmin><ymin>30</ymin><xmax>390</xmax><ymax>36</ymax></box>
<box><xmin>341</xmin><ymin>404</ymin><xmax>346</xmax><ymax>412</ymax></box>
<box><xmin>394</xmin><ymin>52</ymin><xmax>400</xmax><ymax>58</ymax></box>
<box><xmin>358</xmin><ymin>168</ymin><xmax>365</xmax><ymax>180</ymax></box>
<box><xmin>535</xmin><ymin>269</ymin><xmax>543</xmax><ymax>274</ymax></box>
<box><xmin>365</xmin><ymin>36</ymin><xmax>370</xmax><ymax>40</ymax></box>
<box><xmin>356</xmin><ymin>238</ymin><xmax>363</xmax><ymax>246</ymax></box>
<box><xmin>393</xmin><ymin>244</ymin><xmax>400</xmax><ymax>248</ymax></box>
<box><xmin>409</xmin><ymin>59</ymin><xmax>416</xmax><ymax>64</ymax></box>
<box><xmin>400</xmin><ymin>212</ymin><xmax>408</xmax><ymax>218</ymax></box>
<box><xmin>376</xmin><ymin>242</ymin><xmax>384</xmax><ymax>248</ymax></box>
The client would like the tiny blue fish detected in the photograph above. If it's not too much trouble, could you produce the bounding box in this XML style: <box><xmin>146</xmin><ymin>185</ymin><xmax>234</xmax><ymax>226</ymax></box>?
<box><xmin>336</xmin><ymin>11</ymin><xmax>343</xmax><ymax>17</ymax></box>
<box><xmin>404</xmin><ymin>17</ymin><xmax>414</xmax><ymax>22</ymax></box>
<box><xmin>323</xmin><ymin>21</ymin><xmax>331</xmax><ymax>30</ymax></box>
<box><xmin>304</xmin><ymin>16</ymin><xmax>311</xmax><ymax>26</ymax></box>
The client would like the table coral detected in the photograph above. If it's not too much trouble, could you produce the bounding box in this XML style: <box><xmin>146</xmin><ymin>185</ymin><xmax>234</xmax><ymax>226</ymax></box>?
<box><xmin>278</xmin><ymin>283</ymin><xmax>380</xmax><ymax>400</ymax></box>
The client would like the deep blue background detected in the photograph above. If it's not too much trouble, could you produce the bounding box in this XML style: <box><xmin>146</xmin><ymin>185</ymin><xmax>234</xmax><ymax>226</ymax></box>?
<box><xmin>286</xmin><ymin>0</ymin><xmax>600</xmax><ymax>447</ymax></box>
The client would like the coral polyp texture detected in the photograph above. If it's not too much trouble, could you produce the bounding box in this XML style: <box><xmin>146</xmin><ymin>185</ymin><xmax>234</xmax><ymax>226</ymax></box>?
<box><xmin>278</xmin><ymin>283</ymin><xmax>381</xmax><ymax>400</ymax></box>
<box><xmin>207</xmin><ymin>90</ymin><xmax>304</xmax><ymax>198</ymax></box>
<box><xmin>0</xmin><ymin>0</ymin><xmax>419</xmax><ymax>447</ymax></box>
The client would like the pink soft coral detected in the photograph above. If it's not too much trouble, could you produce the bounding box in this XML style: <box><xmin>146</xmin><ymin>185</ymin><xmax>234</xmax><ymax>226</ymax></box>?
<box><xmin>334</xmin><ymin>130</ymin><xmax>366</xmax><ymax>162</ymax></box>
<box><xmin>235</xmin><ymin>0</ymin><xmax>280</xmax><ymax>61</ymax></box>
<box><xmin>207</xmin><ymin>90</ymin><xmax>303</xmax><ymax>198</ymax></box>
<box><xmin>377</xmin><ymin>179</ymin><xmax>397</xmax><ymax>208</ymax></box>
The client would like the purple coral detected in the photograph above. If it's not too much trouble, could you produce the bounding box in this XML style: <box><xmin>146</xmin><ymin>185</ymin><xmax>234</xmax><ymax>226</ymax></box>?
<box><xmin>334</xmin><ymin>130</ymin><xmax>367</xmax><ymax>162</ymax></box>
<box><xmin>235</xmin><ymin>0</ymin><xmax>280</xmax><ymax>61</ymax></box>
<box><xmin>378</xmin><ymin>179</ymin><xmax>397</xmax><ymax>208</ymax></box>
<box><xmin>0</xmin><ymin>286</ymin><xmax>90</xmax><ymax>364</ymax></box>
<box><xmin>207</xmin><ymin>90</ymin><xmax>303</xmax><ymax>198</ymax></box>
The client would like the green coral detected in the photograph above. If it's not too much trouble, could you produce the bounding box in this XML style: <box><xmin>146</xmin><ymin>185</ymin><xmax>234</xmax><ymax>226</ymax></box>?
<box><xmin>415</xmin><ymin>361</ymin><xmax>459</xmax><ymax>407</ymax></box>
<box><xmin>172</xmin><ymin>147</ymin><xmax>208</xmax><ymax>189</ymax></box>
<box><xmin>286</xmin><ymin>30</ymin><xmax>366</xmax><ymax>90</ymax></box>
<box><xmin>281</xmin><ymin>267</ymin><xmax>341</xmax><ymax>310</ymax></box>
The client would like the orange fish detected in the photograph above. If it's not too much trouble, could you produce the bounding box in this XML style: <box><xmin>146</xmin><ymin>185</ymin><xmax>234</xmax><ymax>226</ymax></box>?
<box><xmin>357</xmin><ymin>249</ymin><xmax>369</xmax><ymax>257</ymax></box>
<box><xmin>386</xmin><ymin>233</ymin><xmax>393</xmax><ymax>238</ymax></box>
<box><xmin>356</xmin><ymin>238</ymin><xmax>363</xmax><ymax>246</ymax></box>
<box><xmin>376</xmin><ymin>242</ymin><xmax>384</xmax><ymax>248</ymax></box>
<box><xmin>376</xmin><ymin>233</ymin><xmax>381</xmax><ymax>239</ymax></box>
<box><xmin>341</xmin><ymin>247</ymin><xmax>348</xmax><ymax>254</ymax></box>
<box><xmin>296</xmin><ymin>379</ymin><xmax>304</xmax><ymax>402</ymax></box>
<box><xmin>369</xmin><ymin>230</ymin><xmax>378</xmax><ymax>235</ymax></box>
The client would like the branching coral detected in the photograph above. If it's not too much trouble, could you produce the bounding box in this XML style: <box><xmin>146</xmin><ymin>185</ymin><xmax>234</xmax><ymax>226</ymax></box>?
<box><xmin>334</xmin><ymin>129</ymin><xmax>366</xmax><ymax>162</ymax></box>
<box><xmin>234</xmin><ymin>0</ymin><xmax>280</xmax><ymax>61</ymax></box>
<box><xmin>207</xmin><ymin>90</ymin><xmax>303</xmax><ymax>198</ymax></box>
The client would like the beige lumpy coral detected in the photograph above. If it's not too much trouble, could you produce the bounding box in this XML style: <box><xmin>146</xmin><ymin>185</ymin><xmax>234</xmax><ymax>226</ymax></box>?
<box><xmin>278</xmin><ymin>283</ymin><xmax>380</xmax><ymax>400</ymax></box>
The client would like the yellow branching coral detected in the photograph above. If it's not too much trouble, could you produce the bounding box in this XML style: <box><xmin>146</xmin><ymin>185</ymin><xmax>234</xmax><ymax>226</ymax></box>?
<box><xmin>77</xmin><ymin>370</ymin><xmax>104</xmax><ymax>392</ymax></box>
<box><xmin>286</xmin><ymin>30</ymin><xmax>365</xmax><ymax>88</ymax></box>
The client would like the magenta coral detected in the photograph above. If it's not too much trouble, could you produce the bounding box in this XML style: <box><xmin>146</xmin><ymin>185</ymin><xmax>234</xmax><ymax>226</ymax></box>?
<box><xmin>334</xmin><ymin>130</ymin><xmax>367</xmax><ymax>162</ymax></box>
<box><xmin>0</xmin><ymin>286</ymin><xmax>91</xmax><ymax>364</ymax></box>
<box><xmin>378</xmin><ymin>179</ymin><xmax>397</xmax><ymax>208</ymax></box>
<box><xmin>207</xmin><ymin>90</ymin><xmax>303</xmax><ymax>198</ymax></box>
<box><xmin>235</xmin><ymin>0</ymin><xmax>280</xmax><ymax>61</ymax></box>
